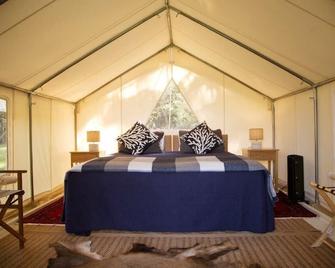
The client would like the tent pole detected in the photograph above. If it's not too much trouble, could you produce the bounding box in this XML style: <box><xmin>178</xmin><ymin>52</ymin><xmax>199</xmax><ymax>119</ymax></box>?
<box><xmin>74</xmin><ymin>103</ymin><xmax>78</xmax><ymax>151</ymax></box>
<box><xmin>165</xmin><ymin>0</ymin><xmax>173</xmax><ymax>44</ymax></box>
<box><xmin>28</xmin><ymin>94</ymin><xmax>35</xmax><ymax>204</ymax></box>
<box><xmin>272</xmin><ymin>102</ymin><xmax>276</xmax><ymax>149</ymax></box>
<box><xmin>170</xmin><ymin>6</ymin><xmax>314</xmax><ymax>87</ymax></box>
<box><xmin>30</xmin><ymin>6</ymin><xmax>167</xmax><ymax>92</ymax></box>
<box><xmin>313</xmin><ymin>88</ymin><xmax>320</xmax><ymax>204</ymax></box>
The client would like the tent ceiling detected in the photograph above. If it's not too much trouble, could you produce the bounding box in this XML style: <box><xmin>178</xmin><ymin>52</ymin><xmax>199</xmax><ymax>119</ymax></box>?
<box><xmin>171</xmin><ymin>10</ymin><xmax>310</xmax><ymax>99</ymax></box>
<box><xmin>35</xmin><ymin>14</ymin><xmax>169</xmax><ymax>102</ymax></box>
<box><xmin>0</xmin><ymin>0</ymin><xmax>163</xmax><ymax>87</ymax></box>
<box><xmin>171</xmin><ymin>0</ymin><xmax>335</xmax><ymax>82</ymax></box>
<box><xmin>0</xmin><ymin>0</ymin><xmax>334</xmax><ymax>102</ymax></box>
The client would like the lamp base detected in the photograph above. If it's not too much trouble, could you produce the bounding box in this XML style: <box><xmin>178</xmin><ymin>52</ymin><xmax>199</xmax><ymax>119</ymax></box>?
<box><xmin>89</xmin><ymin>143</ymin><xmax>99</xmax><ymax>152</ymax></box>
<box><xmin>250</xmin><ymin>141</ymin><xmax>262</xmax><ymax>149</ymax></box>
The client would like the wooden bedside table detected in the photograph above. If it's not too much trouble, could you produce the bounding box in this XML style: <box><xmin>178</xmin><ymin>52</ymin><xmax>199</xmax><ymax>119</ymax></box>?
<box><xmin>70</xmin><ymin>151</ymin><xmax>100</xmax><ymax>167</ymax></box>
<box><xmin>242</xmin><ymin>148</ymin><xmax>279</xmax><ymax>191</ymax></box>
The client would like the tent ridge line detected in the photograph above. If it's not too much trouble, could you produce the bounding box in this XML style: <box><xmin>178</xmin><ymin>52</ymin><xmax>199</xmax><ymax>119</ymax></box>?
<box><xmin>76</xmin><ymin>44</ymin><xmax>172</xmax><ymax>104</ymax></box>
<box><xmin>170</xmin><ymin>5</ymin><xmax>315</xmax><ymax>87</ymax></box>
<box><xmin>30</xmin><ymin>6</ymin><xmax>168</xmax><ymax>93</ymax></box>
<box><xmin>0</xmin><ymin>81</ymin><xmax>75</xmax><ymax>104</ymax></box>
<box><xmin>174</xmin><ymin>45</ymin><xmax>273</xmax><ymax>101</ymax></box>
<box><xmin>274</xmin><ymin>76</ymin><xmax>335</xmax><ymax>101</ymax></box>
<box><xmin>165</xmin><ymin>0</ymin><xmax>173</xmax><ymax>44</ymax></box>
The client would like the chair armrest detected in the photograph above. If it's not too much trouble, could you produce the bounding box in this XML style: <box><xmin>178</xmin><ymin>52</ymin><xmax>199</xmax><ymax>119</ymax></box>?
<box><xmin>0</xmin><ymin>170</ymin><xmax>27</xmax><ymax>174</ymax></box>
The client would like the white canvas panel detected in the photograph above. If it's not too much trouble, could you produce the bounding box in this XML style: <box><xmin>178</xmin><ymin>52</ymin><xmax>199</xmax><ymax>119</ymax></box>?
<box><xmin>12</xmin><ymin>91</ymin><xmax>31</xmax><ymax>199</ymax></box>
<box><xmin>0</xmin><ymin>0</ymin><xmax>53</xmax><ymax>34</ymax></box>
<box><xmin>318</xmin><ymin>82</ymin><xmax>335</xmax><ymax>193</ymax></box>
<box><xmin>224</xmin><ymin>77</ymin><xmax>273</xmax><ymax>155</ymax></box>
<box><xmin>173</xmin><ymin>34</ymin><xmax>293</xmax><ymax>99</ymax></box>
<box><xmin>76</xmin><ymin>79</ymin><xmax>122</xmax><ymax>155</ymax></box>
<box><xmin>275</xmin><ymin>91</ymin><xmax>316</xmax><ymax>201</ymax></box>
<box><xmin>121</xmin><ymin>53</ymin><xmax>170</xmax><ymax>131</ymax></box>
<box><xmin>32</xmin><ymin>95</ymin><xmax>52</xmax><ymax>195</ymax></box>
<box><xmin>51</xmin><ymin>100</ymin><xmax>75</xmax><ymax>188</ymax></box>
<box><xmin>171</xmin><ymin>13</ymin><xmax>308</xmax><ymax>98</ymax></box>
<box><xmin>288</xmin><ymin>0</ymin><xmax>335</xmax><ymax>27</ymax></box>
<box><xmin>0</xmin><ymin>0</ymin><xmax>164</xmax><ymax>86</ymax></box>
<box><xmin>173</xmin><ymin>50</ymin><xmax>224</xmax><ymax>130</ymax></box>
<box><xmin>275</xmin><ymin>97</ymin><xmax>297</xmax><ymax>185</ymax></box>
<box><xmin>295</xmin><ymin>91</ymin><xmax>315</xmax><ymax>200</ymax></box>
<box><xmin>171</xmin><ymin>0</ymin><xmax>334</xmax><ymax>82</ymax></box>
<box><xmin>35</xmin><ymin>15</ymin><xmax>169</xmax><ymax>102</ymax></box>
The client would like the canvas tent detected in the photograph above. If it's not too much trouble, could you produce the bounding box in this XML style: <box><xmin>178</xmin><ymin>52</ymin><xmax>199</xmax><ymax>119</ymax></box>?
<box><xmin>0</xmin><ymin>0</ymin><xmax>334</xmax><ymax>204</ymax></box>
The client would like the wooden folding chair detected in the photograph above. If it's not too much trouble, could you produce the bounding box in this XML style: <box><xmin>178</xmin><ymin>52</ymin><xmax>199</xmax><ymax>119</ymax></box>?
<box><xmin>0</xmin><ymin>170</ymin><xmax>26</xmax><ymax>249</ymax></box>
<box><xmin>310</xmin><ymin>181</ymin><xmax>335</xmax><ymax>248</ymax></box>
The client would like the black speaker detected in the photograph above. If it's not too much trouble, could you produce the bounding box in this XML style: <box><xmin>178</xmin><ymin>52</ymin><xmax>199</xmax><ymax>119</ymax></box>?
<box><xmin>287</xmin><ymin>155</ymin><xmax>304</xmax><ymax>202</ymax></box>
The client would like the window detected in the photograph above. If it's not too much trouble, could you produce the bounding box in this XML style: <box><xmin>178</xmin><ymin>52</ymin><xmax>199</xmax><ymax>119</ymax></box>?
<box><xmin>0</xmin><ymin>98</ymin><xmax>7</xmax><ymax>170</ymax></box>
<box><xmin>146</xmin><ymin>79</ymin><xmax>198</xmax><ymax>129</ymax></box>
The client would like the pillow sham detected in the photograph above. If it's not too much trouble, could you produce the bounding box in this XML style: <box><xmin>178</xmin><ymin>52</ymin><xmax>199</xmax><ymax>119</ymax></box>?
<box><xmin>180</xmin><ymin>122</ymin><xmax>223</xmax><ymax>155</ymax></box>
<box><xmin>117</xmin><ymin>122</ymin><xmax>158</xmax><ymax>155</ymax></box>
<box><xmin>142</xmin><ymin>131</ymin><xmax>164</xmax><ymax>154</ymax></box>
<box><xmin>179</xmin><ymin>129</ymin><xmax>225</xmax><ymax>153</ymax></box>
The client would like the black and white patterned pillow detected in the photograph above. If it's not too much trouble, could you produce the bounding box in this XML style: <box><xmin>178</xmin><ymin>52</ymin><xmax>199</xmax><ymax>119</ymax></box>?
<box><xmin>117</xmin><ymin>122</ymin><xmax>158</xmax><ymax>155</ymax></box>
<box><xmin>180</xmin><ymin>122</ymin><xmax>223</xmax><ymax>155</ymax></box>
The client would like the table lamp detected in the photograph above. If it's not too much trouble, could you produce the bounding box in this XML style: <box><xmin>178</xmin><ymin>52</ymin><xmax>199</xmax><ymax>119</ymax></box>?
<box><xmin>249</xmin><ymin>128</ymin><xmax>263</xmax><ymax>149</ymax></box>
<box><xmin>87</xmin><ymin>130</ymin><xmax>100</xmax><ymax>152</ymax></box>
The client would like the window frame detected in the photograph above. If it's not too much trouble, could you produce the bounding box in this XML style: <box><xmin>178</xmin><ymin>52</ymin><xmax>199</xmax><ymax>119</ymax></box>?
<box><xmin>0</xmin><ymin>96</ymin><xmax>8</xmax><ymax>170</ymax></box>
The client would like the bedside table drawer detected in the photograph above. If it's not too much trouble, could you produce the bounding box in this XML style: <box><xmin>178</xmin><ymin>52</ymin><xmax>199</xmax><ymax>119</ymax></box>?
<box><xmin>70</xmin><ymin>151</ymin><xmax>100</xmax><ymax>166</ymax></box>
<box><xmin>247</xmin><ymin>150</ymin><xmax>276</xmax><ymax>161</ymax></box>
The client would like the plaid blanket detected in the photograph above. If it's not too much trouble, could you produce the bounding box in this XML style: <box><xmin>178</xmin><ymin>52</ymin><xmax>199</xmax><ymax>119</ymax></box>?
<box><xmin>70</xmin><ymin>152</ymin><xmax>277</xmax><ymax>202</ymax></box>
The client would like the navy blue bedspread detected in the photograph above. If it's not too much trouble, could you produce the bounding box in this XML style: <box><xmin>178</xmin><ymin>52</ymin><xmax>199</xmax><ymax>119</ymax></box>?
<box><xmin>63</xmin><ymin>152</ymin><xmax>275</xmax><ymax>234</ymax></box>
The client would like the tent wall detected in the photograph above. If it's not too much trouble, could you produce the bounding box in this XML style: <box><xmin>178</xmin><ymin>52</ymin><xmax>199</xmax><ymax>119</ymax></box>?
<box><xmin>77</xmin><ymin>51</ymin><xmax>272</xmax><ymax>155</ymax></box>
<box><xmin>274</xmin><ymin>91</ymin><xmax>315</xmax><ymax>200</ymax></box>
<box><xmin>0</xmin><ymin>86</ymin><xmax>75</xmax><ymax>201</ymax></box>
<box><xmin>275</xmin><ymin>81</ymin><xmax>335</xmax><ymax>203</ymax></box>
<box><xmin>31</xmin><ymin>96</ymin><xmax>75</xmax><ymax>195</ymax></box>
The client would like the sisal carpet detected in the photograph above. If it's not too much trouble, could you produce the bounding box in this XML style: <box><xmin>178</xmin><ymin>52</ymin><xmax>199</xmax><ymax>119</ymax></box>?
<box><xmin>23</xmin><ymin>192</ymin><xmax>316</xmax><ymax>224</ymax></box>
<box><xmin>1</xmin><ymin>219</ymin><xmax>334</xmax><ymax>268</ymax></box>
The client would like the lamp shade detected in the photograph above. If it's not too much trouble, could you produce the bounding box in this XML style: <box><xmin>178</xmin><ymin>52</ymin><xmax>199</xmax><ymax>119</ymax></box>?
<box><xmin>249</xmin><ymin>128</ymin><xmax>263</xmax><ymax>140</ymax></box>
<box><xmin>87</xmin><ymin>131</ymin><xmax>100</xmax><ymax>142</ymax></box>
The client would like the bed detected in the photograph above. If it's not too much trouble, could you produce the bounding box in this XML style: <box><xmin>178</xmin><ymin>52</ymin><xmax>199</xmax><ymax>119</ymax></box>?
<box><xmin>63</xmin><ymin>134</ymin><xmax>275</xmax><ymax>235</ymax></box>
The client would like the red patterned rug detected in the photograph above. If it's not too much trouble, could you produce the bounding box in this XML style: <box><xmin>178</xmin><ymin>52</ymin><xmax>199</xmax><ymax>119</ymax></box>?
<box><xmin>23</xmin><ymin>192</ymin><xmax>316</xmax><ymax>224</ymax></box>
<box><xmin>274</xmin><ymin>191</ymin><xmax>316</xmax><ymax>218</ymax></box>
